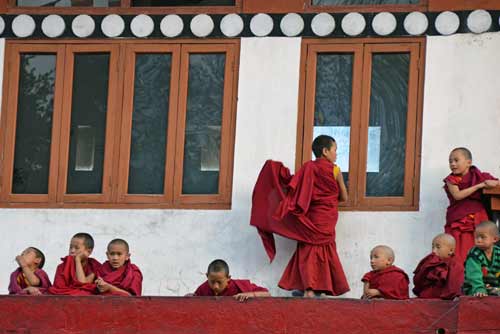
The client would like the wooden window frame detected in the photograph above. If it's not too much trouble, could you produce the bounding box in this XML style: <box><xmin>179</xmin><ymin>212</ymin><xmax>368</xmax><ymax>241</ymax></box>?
<box><xmin>296</xmin><ymin>38</ymin><xmax>425</xmax><ymax>211</ymax></box>
<box><xmin>0</xmin><ymin>39</ymin><xmax>239</xmax><ymax>209</ymax></box>
<box><xmin>304</xmin><ymin>0</ymin><xmax>428</xmax><ymax>13</ymax></box>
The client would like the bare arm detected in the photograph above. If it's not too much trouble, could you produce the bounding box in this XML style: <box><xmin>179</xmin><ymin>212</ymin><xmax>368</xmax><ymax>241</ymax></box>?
<box><xmin>446</xmin><ymin>182</ymin><xmax>485</xmax><ymax>201</ymax></box>
<box><xmin>75</xmin><ymin>254</ymin><xmax>95</xmax><ymax>284</ymax></box>
<box><xmin>95</xmin><ymin>278</ymin><xmax>131</xmax><ymax>296</ymax></box>
<box><xmin>16</xmin><ymin>256</ymin><xmax>40</xmax><ymax>286</ymax></box>
<box><xmin>233</xmin><ymin>291</ymin><xmax>271</xmax><ymax>301</ymax></box>
<box><xmin>337</xmin><ymin>169</ymin><xmax>348</xmax><ymax>202</ymax></box>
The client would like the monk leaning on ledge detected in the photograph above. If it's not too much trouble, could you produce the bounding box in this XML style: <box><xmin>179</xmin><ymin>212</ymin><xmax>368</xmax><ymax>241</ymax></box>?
<box><xmin>189</xmin><ymin>259</ymin><xmax>270</xmax><ymax>301</ymax></box>
<box><xmin>8</xmin><ymin>247</ymin><xmax>51</xmax><ymax>295</ymax></box>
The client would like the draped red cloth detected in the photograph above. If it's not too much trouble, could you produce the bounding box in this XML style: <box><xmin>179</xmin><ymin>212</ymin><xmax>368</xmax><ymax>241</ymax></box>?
<box><xmin>443</xmin><ymin>166</ymin><xmax>496</xmax><ymax>262</ymax></box>
<box><xmin>48</xmin><ymin>256</ymin><xmax>101</xmax><ymax>296</ymax></box>
<box><xmin>362</xmin><ymin>266</ymin><xmax>409</xmax><ymax>300</ymax></box>
<box><xmin>8</xmin><ymin>267</ymin><xmax>52</xmax><ymax>295</ymax></box>
<box><xmin>412</xmin><ymin>253</ymin><xmax>463</xmax><ymax>300</ymax></box>
<box><xmin>250</xmin><ymin>159</ymin><xmax>349</xmax><ymax>295</ymax></box>
<box><xmin>194</xmin><ymin>279</ymin><xmax>268</xmax><ymax>296</ymax></box>
<box><xmin>98</xmin><ymin>261</ymin><xmax>143</xmax><ymax>296</ymax></box>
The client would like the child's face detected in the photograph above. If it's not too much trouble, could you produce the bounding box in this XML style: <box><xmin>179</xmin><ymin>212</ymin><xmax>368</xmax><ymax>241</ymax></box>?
<box><xmin>370</xmin><ymin>248</ymin><xmax>392</xmax><ymax>271</ymax></box>
<box><xmin>69</xmin><ymin>237</ymin><xmax>92</xmax><ymax>258</ymax></box>
<box><xmin>448</xmin><ymin>150</ymin><xmax>471</xmax><ymax>176</ymax></box>
<box><xmin>19</xmin><ymin>248</ymin><xmax>40</xmax><ymax>268</ymax></box>
<box><xmin>432</xmin><ymin>237</ymin><xmax>454</xmax><ymax>259</ymax></box>
<box><xmin>106</xmin><ymin>243</ymin><xmax>130</xmax><ymax>269</ymax></box>
<box><xmin>206</xmin><ymin>271</ymin><xmax>230</xmax><ymax>295</ymax></box>
<box><xmin>322</xmin><ymin>142</ymin><xmax>337</xmax><ymax>163</ymax></box>
<box><xmin>474</xmin><ymin>227</ymin><xmax>499</xmax><ymax>251</ymax></box>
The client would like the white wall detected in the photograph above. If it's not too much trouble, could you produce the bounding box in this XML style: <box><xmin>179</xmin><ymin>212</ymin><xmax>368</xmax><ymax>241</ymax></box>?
<box><xmin>0</xmin><ymin>33</ymin><xmax>499</xmax><ymax>298</ymax></box>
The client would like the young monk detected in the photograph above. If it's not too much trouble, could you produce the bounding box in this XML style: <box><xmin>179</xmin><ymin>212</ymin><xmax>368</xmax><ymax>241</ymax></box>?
<box><xmin>48</xmin><ymin>232</ymin><xmax>101</xmax><ymax>296</ymax></box>
<box><xmin>444</xmin><ymin>147</ymin><xmax>499</xmax><ymax>262</ymax></box>
<box><xmin>95</xmin><ymin>239</ymin><xmax>143</xmax><ymax>296</ymax></box>
<box><xmin>463</xmin><ymin>221</ymin><xmax>500</xmax><ymax>297</ymax></box>
<box><xmin>361</xmin><ymin>245</ymin><xmax>409</xmax><ymax>300</ymax></box>
<box><xmin>192</xmin><ymin>259</ymin><xmax>270</xmax><ymax>301</ymax></box>
<box><xmin>251</xmin><ymin>135</ymin><xmax>349</xmax><ymax>297</ymax></box>
<box><xmin>413</xmin><ymin>233</ymin><xmax>464</xmax><ymax>299</ymax></box>
<box><xmin>8</xmin><ymin>247</ymin><xmax>51</xmax><ymax>295</ymax></box>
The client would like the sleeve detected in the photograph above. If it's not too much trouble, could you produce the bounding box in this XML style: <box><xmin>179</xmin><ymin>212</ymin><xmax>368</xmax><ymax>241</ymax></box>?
<box><xmin>464</xmin><ymin>256</ymin><xmax>487</xmax><ymax>295</ymax></box>
<box><xmin>361</xmin><ymin>272</ymin><xmax>372</xmax><ymax>283</ymax></box>
<box><xmin>8</xmin><ymin>270</ymin><xmax>22</xmax><ymax>295</ymax></box>
<box><xmin>128</xmin><ymin>270</ymin><xmax>143</xmax><ymax>296</ymax></box>
<box><xmin>444</xmin><ymin>174</ymin><xmax>461</xmax><ymax>185</ymax></box>
<box><xmin>35</xmin><ymin>269</ymin><xmax>52</xmax><ymax>289</ymax></box>
<box><xmin>52</xmin><ymin>263</ymin><xmax>68</xmax><ymax>288</ymax></box>
<box><xmin>480</xmin><ymin>172</ymin><xmax>498</xmax><ymax>181</ymax></box>
<box><xmin>333</xmin><ymin>165</ymin><xmax>340</xmax><ymax>179</ymax></box>
<box><xmin>248</xmin><ymin>282</ymin><xmax>269</xmax><ymax>292</ymax></box>
<box><xmin>377</xmin><ymin>272</ymin><xmax>409</xmax><ymax>300</ymax></box>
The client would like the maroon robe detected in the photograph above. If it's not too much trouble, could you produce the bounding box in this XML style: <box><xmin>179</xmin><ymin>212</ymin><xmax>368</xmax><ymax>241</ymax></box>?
<box><xmin>98</xmin><ymin>260</ymin><xmax>143</xmax><ymax>296</ymax></box>
<box><xmin>412</xmin><ymin>253</ymin><xmax>463</xmax><ymax>300</ymax></box>
<box><xmin>362</xmin><ymin>266</ymin><xmax>409</xmax><ymax>300</ymax></box>
<box><xmin>48</xmin><ymin>256</ymin><xmax>101</xmax><ymax>296</ymax></box>
<box><xmin>8</xmin><ymin>267</ymin><xmax>52</xmax><ymax>295</ymax></box>
<box><xmin>443</xmin><ymin>166</ymin><xmax>497</xmax><ymax>262</ymax></box>
<box><xmin>194</xmin><ymin>279</ymin><xmax>268</xmax><ymax>296</ymax></box>
<box><xmin>250</xmin><ymin>159</ymin><xmax>349</xmax><ymax>295</ymax></box>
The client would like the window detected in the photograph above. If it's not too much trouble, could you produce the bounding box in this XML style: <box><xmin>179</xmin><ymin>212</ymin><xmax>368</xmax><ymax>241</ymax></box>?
<box><xmin>312</xmin><ymin>0</ymin><xmax>419</xmax><ymax>4</ymax></box>
<box><xmin>0</xmin><ymin>41</ymin><xmax>239</xmax><ymax>208</ymax></box>
<box><xmin>131</xmin><ymin>0</ymin><xmax>235</xmax><ymax>6</ymax></box>
<box><xmin>16</xmin><ymin>0</ymin><xmax>120</xmax><ymax>6</ymax></box>
<box><xmin>306</xmin><ymin>0</ymin><xmax>426</xmax><ymax>12</ymax></box>
<box><xmin>297</xmin><ymin>39</ymin><xmax>424</xmax><ymax>210</ymax></box>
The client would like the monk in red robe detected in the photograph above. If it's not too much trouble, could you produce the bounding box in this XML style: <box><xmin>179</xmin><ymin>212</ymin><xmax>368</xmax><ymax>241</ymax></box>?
<box><xmin>444</xmin><ymin>147</ymin><xmax>499</xmax><ymax>263</ymax></box>
<box><xmin>413</xmin><ymin>233</ymin><xmax>463</xmax><ymax>299</ymax></box>
<box><xmin>361</xmin><ymin>245</ymin><xmax>409</xmax><ymax>300</ymax></box>
<box><xmin>192</xmin><ymin>259</ymin><xmax>270</xmax><ymax>301</ymax></box>
<box><xmin>95</xmin><ymin>239</ymin><xmax>143</xmax><ymax>296</ymax></box>
<box><xmin>9</xmin><ymin>247</ymin><xmax>51</xmax><ymax>295</ymax></box>
<box><xmin>250</xmin><ymin>135</ymin><xmax>349</xmax><ymax>297</ymax></box>
<box><xmin>48</xmin><ymin>232</ymin><xmax>101</xmax><ymax>296</ymax></box>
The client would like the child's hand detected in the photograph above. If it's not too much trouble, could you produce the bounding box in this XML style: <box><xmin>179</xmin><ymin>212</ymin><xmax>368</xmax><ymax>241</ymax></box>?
<box><xmin>95</xmin><ymin>277</ymin><xmax>111</xmax><ymax>293</ymax></box>
<box><xmin>233</xmin><ymin>292</ymin><xmax>255</xmax><ymax>302</ymax></box>
<box><xmin>75</xmin><ymin>249</ymin><xmax>90</xmax><ymax>262</ymax></box>
<box><xmin>23</xmin><ymin>287</ymin><xmax>42</xmax><ymax>295</ymax></box>
<box><xmin>365</xmin><ymin>289</ymin><xmax>381</xmax><ymax>298</ymax></box>
<box><xmin>484</xmin><ymin>180</ymin><xmax>499</xmax><ymax>189</ymax></box>
<box><xmin>15</xmin><ymin>255</ymin><xmax>28</xmax><ymax>268</ymax></box>
<box><xmin>473</xmin><ymin>291</ymin><xmax>488</xmax><ymax>298</ymax></box>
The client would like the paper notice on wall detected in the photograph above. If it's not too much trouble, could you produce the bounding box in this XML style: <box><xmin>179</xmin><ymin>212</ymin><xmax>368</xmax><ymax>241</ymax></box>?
<box><xmin>75</xmin><ymin>125</ymin><xmax>95</xmax><ymax>172</ymax></box>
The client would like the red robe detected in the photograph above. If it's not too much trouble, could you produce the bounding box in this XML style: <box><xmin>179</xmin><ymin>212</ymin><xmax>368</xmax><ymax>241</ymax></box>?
<box><xmin>98</xmin><ymin>260</ymin><xmax>143</xmax><ymax>296</ymax></box>
<box><xmin>412</xmin><ymin>253</ymin><xmax>463</xmax><ymax>300</ymax></box>
<box><xmin>48</xmin><ymin>256</ymin><xmax>101</xmax><ymax>296</ymax></box>
<box><xmin>250</xmin><ymin>159</ymin><xmax>349</xmax><ymax>295</ymax></box>
<box><xmin>8</xmin><ymin>267</ymin><xmax>52</xmax><ymax>295</ymax></box>
<box><xmin>193</xmin><ymin>279</ymin><xmax>268</xmax><ymax>296</ymax></box>
<box><xmin>443</xmin><ymin>166</ymin><xmax>497</xmax><ymax>262</ymax></box>
<box><xmin>362</xmin><ymin>266</ymin><xmax>409</xmax><ymax>300</ymax></box>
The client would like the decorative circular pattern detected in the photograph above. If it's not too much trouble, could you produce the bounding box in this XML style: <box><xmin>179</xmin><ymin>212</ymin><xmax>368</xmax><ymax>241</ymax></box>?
<box><xmin>435</xmin><ymin>11</ymin><xmax>460</xmax><ymax>36</ymax></box>
<box><xmin>101</xmin><ymin>14</ymin><xmax>125</xmax><ymax>38</ymax></box>
<box><xmin>160</xmin><ymin>14</ymin><xmax>184</xmax><ymax>38</ymax></box>
<box><xmin>311</xmin><ymin>13</ymin><xmax>335</xmax><ymax>37</ymax></box>
<box><xmin>41</xmin><ymin>14</ymin><xmax>65</xmax><ymax>38</ymax></box>
<box><xmin>190</xmin><ymin>14</ymin><xmax>214</xmax><ymax>38</ymax></box>
<box><xmin>403</xmin><ymin>12</ymin><xmax>428</xmax><ymax>35</ymax></box>
<box><xmin>341</xmin><ymin>12</ymin><xmax>366</xmax><ymax>37</ymax></box>
<box><xmin>250</xmin><ymin>13</ymin><xmax>274</xmax><ymax>37</ymax></box>
<box><xmin>131</xmin><ymin>14</ymin><xmax>154</xmax><ymax>38</ymax></box>
<box><xmin>372</xmin><ymin>12</ymin><xmax>397</xmax><ymax>36</ymax></box>
<box><xmin>280</xmin><ymin>13</ymin><xmax>304</xmax><ymax>37</ymax></box>
<box><xmin>220</xmin><ymin>13</ymin><xmax>244</xmax><ymax>37</ymax></box>
<box><xmin>0</xmin><ymin>17</ymin><xmax>5</xmax><ymax>36</ymax></box>
<box><xmin>12</xmin><ymin>14</ymin><xmax>36</xmax><ymax>38</ymax></box>
<box><xmin>467</xmin><ymin>9</ymin><xmax>492</xmax><ymax>34</ymax></box>
<box><xmin>72</xmin><ymin>14</ymin><xmax>95</xmax><ymax>38</ymax></box>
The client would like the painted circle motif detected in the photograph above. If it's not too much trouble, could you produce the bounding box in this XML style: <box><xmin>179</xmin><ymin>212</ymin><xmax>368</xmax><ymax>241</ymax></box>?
<box><xmin>467</xmin><ymin>9</ymin><xmax>492</xmax><ymax>34</ymax></box>
<box><xmin>160</xmin><ymin>15</ymin><xmax>184</xmax><ymax>38</ymax></box>
<box><xmin>12</xmin><ymin>14</ymin><xmax>36</xmax><ymax>38</ymax></box>
<box><xmin>0</xmin><ymin>17</ymin><xmax>5</xmax><ymax>35</ymax></box>
<box><xmin>220</xmin><ymin>14</ymin><xmax>244</xmax><ymax>37</ymax></box>
<box><xmin>403</xmin><ymin>12</ymin><xmax>428</xmax><ymax>35</ymax></box>
<box><xmin>372</xmin><ymin>12</ymin><xmax>397</xmax><ymax>36</ymax></box>
<box><xmin>42</xmin><ymin>15</ymin><xmax>66</xmax><ymax>38</ymax></box>
<box><xmin>435</xmin><ymin>11</ymin><xmax>460</xmax><ymax>36</ymax></box>
<box><xmin>131</xmin><ymin>14</ymin><xmax>155</xmax><ymax>38</ymax></box>
<box><xmin>72</xmin><ymin>14</ymin><xmax>95</xmax><ymax>38</ymax></box>
<box><xmin>311</xmin><ymin>13</ymin><xmax>335</xmax><ymax>37</ymax></box>
<box><xmin>250</xmin><ymin>13</ymin><xmax>274</xmax><ymax>37</ymax></box>
<box><xmin>101</xmin><ymin>14</ymin><xmax>125</xmax><ymax>38</ymax></box>
<box><xmin>341</xmin><ymin>12</ymin><xmax>366</xmax><ymax>36</ymax></box>
<box><xmin>280</xmin><ymin>13</ymin><xmax>304</xmax><ymax>37</ymax></box>
<box><xmin>190</xmin><ymin>14</ymin><xmax>214</xmax><ymax>38</ymax></box>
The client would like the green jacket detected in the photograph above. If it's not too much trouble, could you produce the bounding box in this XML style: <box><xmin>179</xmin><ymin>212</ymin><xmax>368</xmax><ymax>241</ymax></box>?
<box><xmin>463</xmin><ymin>245</ymin><xmax>500</xmax><ymax>295</ymax></box>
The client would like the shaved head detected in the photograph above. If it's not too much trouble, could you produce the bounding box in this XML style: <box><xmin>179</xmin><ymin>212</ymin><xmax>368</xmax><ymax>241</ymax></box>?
<box><xmin>476</xmin><ymin>221</ymin><xmax>500</xmax><ymax>237</ymax></box>
<box><xmin>451</xmin><ymin>147</ymin><xmax>472</xmax><ymax>160</ymax></box>
<box><xmin>107</xmin><ymin>238</ymin><xmax>129</xmax><ymax>252</ymax></box>
<box><xmin>433</xmin><ymin>233</ymin><xmax>456</xmax><ymax>248</ymax></box>
<box><xmin>207</xmin><ymin>259</ymin><xmax>229</xmax><ymax>276</ymax></box>
<box><xmin>371</xmin><ymin>245</ymin><xmax>395</xmax><ymax>262</ymax></box>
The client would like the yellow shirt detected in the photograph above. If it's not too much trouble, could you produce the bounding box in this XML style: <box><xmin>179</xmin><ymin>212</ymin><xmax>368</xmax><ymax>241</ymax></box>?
<box><xmin>333</xmin><ymin>165</ymin><xmax>340</xmax><ymax>179</ymax></box>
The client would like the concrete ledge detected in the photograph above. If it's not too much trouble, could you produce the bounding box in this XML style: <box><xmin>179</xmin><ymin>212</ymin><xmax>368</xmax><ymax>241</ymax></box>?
<box><xmin>0</xmin><ymin>296</ymin><xmax>499</xmax><ymax>333</ymax></box>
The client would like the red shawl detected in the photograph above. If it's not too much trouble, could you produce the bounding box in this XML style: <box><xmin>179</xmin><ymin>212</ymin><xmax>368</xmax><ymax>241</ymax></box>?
<box><xmin>443</xmin><ymin>166</ymin><xmax>497</xmax><ymax>223</ymax></box>
<box><xmin>250</xmin><ymin>159</ymin><xmax>340</xmax><ymax>261</ymax></box>
<box><xmin>412</xmin><ymin>253</ymin><xmax>463</xmax><ymax>300</ymax></box>
<box><xmin>48</xmin><ymin>256</ymin><xmax>101</xmax><ymax>296</ymax></box>
<box><xmin>362</xmin><ymin>266</ymin><xmax>409</xmax><ymax>300</ymax></box>
<box><xmin>194</xmin><ymin>279</ymin><xmax>268</xmax><ymax>296</ymax></box>
<box><xmin>8</xmin><ymin>267</ymin><xmax>52</xmax><ymax>295</ymax></box>
<box><xmin>98</xmin><ymin>261</ymin><xmax>143</xmax><ymax>296</ymax></box>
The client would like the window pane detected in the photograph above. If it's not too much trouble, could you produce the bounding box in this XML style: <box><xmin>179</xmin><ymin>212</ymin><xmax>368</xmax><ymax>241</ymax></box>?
<box><xmin>66</xmin><ymin>53</ymin><xmax>109</xmax><ymax>194</ymax></box>
<box><xmin>128</xmin><ymin>54</ymin><xmax>172</xmax><ymax>195</ymax></box>
<box><xmin>312</xmin><ymin>53</ymin><xmax>353</xmax><ymax>187</ymax></box>
<box><xmin>17</xmin><ymin>0</ymin><xmax>120</xmax><ymax>6</ymax></box>
<box><xmin>312</xmin><ymin>0</ymin><xmax>418</xmax><ymax>5</ymax></box>
<box><xmin>12</xmin><ymin>54</ymin><xmax>56</xmax><ymax>194</ymax></box>
<box><xmin>132</xmin><ymin>0</ymin><xmax>234</xmax><ymax>6</ymax></box>
<box><xmin>365</xmin><ymin>53</ymin><xmax>409</xmax><ymax>197</ymax></box>
<box><xmin>182</xmin><ymin>53</ymin><xmax>225</xmax><ymax>195</ymax></box>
